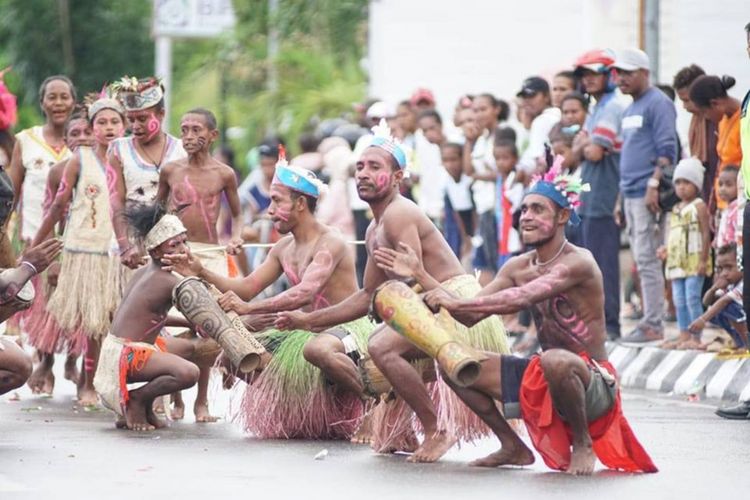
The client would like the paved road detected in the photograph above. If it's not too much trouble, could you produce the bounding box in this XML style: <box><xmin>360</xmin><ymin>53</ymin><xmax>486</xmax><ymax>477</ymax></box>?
<box><xmin>1</xmin><ymin>361</ymin><xmax>747</xmax><ymax>500</ymax></box>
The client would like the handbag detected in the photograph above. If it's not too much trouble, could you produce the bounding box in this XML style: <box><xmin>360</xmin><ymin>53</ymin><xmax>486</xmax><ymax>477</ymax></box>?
<box><xmin>658</xmin><ymin>163</ymin><xmax>679</xmax><ymax>212</ymax></box>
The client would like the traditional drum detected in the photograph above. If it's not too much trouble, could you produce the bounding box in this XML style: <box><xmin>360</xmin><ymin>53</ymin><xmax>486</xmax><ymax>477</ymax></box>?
<box><xmin>172</xmin><ymin>276</ymin><xmax>265</xmax><ymax>373</ymax></box>
<box><xmin>371</xmin><ymin>280</ymin><xmax>482</xmax><ymax>387</ymax></box>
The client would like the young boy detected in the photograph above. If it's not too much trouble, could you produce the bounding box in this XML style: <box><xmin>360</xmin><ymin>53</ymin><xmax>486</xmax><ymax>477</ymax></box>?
<box><xmin>550</xmin><ymin>125</ymin><xmax>584</xmax><ymax>246</ymax></box>
<box><xmin>440</xmin><ymin>143</ymin><xmax>475</xmax><ymax>263</ymax></box>
<box><xmin>93</xmin><ymin>204</ymin><xmax>199</xmax><ymax>431</ymax></box>
<box><xmin>493</xmin><ymin>139</ymin><xmax>524</xmax><ymax>269</ymax></box>
<box><xmin>155</xmin><ymin>108</ymin><xmax>243</xmax><ymax>422</ymax></box>
<box><xmin>689</xmin><ymin>244</ymin><xmax>747</xmax><ymax>352</ymax></box>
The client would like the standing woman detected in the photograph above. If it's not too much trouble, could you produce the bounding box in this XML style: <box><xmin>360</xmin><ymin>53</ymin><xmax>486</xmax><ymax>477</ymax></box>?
<box><xmin>689</xmin><ymin>75</ymin><xmax>742</xmax><ymax>211</ymax></box>
<box><xmin>8</xmin><ymin>76</ymin><xmax>76</xmax><ymax>244</ymax></box>
<box><xmin>31</xmin><ymin>92</ymin><xmax>126</xmax><ymax>405</ymax></box>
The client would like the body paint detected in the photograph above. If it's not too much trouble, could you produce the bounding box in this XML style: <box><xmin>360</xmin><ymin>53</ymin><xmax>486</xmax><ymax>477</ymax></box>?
<box><xmin>145</xmin><ymin>114</ymin><xmax>161</xmax><ymax>142</ymax></box>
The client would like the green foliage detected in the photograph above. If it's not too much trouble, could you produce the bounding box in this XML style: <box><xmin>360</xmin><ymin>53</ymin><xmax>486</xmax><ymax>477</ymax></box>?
<box><xmin>0</xmin><ymin>0</ymin><xmax>368</xmax><ymax>167</ymax></box>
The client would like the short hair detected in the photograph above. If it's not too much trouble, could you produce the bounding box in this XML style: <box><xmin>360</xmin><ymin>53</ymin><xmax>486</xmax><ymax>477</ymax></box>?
<box><xmin>290</xmin><ymin>190</ymin><xmax>317</xmax><ymax>213</ymax></box>
<box><xmin>494</xmin><ymin>139</ymin><xmax>518</xmax><ymax>157</ymax></box>
<box><xmin>185</xmin><ymin>108</ymin><xmax>217</xmax><ymax>130</ymax></box>
<box><xmin>476</xmin><ymin>93</ymin><xmax>510</xmax><ymax>122</ymax></box>
<box><xmin>494</xmin><ymin>126</ymin><xmax>517</xmax><ymax>144</ymax></box>
<box><xmin>561</xmin><ymin>91</ymin><xmax>589</xmax><ymax>111</ymax></box>
<box><xmin>555</xmin><ymin>70</ymin><xmax>576</xmax><ymax>84</ymax></box>
<box><xmin>672</xmin><ymin>64</ymin><xmax>705</xmax><ymax>90</ymax></box>
<box><xmin>745</xmin><ymin>21</ymin><xmax>750</xmax><ymax>32</ymax></box>
<box><xmin>440</xmin><ymin>142</ymin><xmax>462</xmax><ymax>157</ymax></box>
<box><xmin>718</xmin><ymin>243</ymin><xmax>737</xmax><ymax>257</ymax></box>
<box><xmin>298</xmin><ymin>132</ymin><xmax>321</xmax><ymax>153</ymax></box>
<box><xmin>418</xmin><ymin>109</ymin><xmax>442</xmax><ymax>125</ymax></box>
<box><xmin>548</xmin><ymin>123</ymin><xmax>574</xmax><ymax>147</ymax></box>
<box><xmin>690</xmin><ymin>75</ymin><xmax>736</xmax><ymax>108</ymax></box>
<box><xmin>398</xmin><ymin>100</ymin><xmax>414</xmax><ymax>111</ymax></box>
<box><xmin>720</xmin><ymin>164</ymin><xmax>740</xmax><ymax>175</ymax></box>
<box><xmin>39</xmin><ymin>75</ymin><xmax>77</xmax><ymax>103</ymax></box>
<box><xmin>64</xmin><ymin>106</ymin><xmax>89</xmax><ymax>136</ymax></box>
<box><xmin>656</xmin><ymin>84</ymin><xmax>676</xmax><ymax>102</ymax></box>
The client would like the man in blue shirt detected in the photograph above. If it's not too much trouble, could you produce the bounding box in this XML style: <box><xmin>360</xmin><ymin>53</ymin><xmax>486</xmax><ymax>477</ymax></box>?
<box><xmin>573</xmin><ymin>49</ymin><xmax>630</xmax><ymax>340</ymax></box>
<box><xmin>613</xmin><ymin>48</ymin><xmax>677</xmax><ymax>344</ymax></box>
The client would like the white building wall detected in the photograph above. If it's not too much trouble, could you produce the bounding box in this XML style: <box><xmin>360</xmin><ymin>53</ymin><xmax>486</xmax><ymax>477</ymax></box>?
<box><xmin>368</xmin><ymin>0</ymin><xmax>750</xmax><ymax>153</ymax></box>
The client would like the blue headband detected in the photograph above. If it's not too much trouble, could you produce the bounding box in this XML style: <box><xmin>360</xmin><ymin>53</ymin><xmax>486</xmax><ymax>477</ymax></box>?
<box><xmin>272</xmin><ymin>165</ymin><xmax>322</xmax><ymax>198</ymax></box>
<box><xmin>370</xmin><ymin>137</ymin><xmax>407</xmax><ymax>169</ymax></box>
<box><xmin>525</xmin><ymin>181</ymin><xmax>581</xmax><ymax>226</ymax></box>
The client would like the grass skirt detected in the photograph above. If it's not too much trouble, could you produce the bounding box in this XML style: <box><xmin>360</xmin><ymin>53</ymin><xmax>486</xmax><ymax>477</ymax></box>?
<box><xmin>371</xmin><ymin>274</ymin><xmax>510</xmax><ymax>452</ymax></box>
<box><xmin>23</xmin><ymin>274</ymin><xmax>86</xmax><ymax>356</ymax></box>
<box><xmin>236</xmin><ymin>316</ymin><xmax>372</xmax><ymax>439</ymax></box>
<box><xmin>46</xmin><ymin>250</ymin><xmax>119</xmax><ymax>340</ymax></box>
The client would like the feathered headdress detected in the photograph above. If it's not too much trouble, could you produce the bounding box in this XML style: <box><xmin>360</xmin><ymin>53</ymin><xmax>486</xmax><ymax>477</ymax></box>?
<box><xmin>84</xmin><ymin>84</ymin><xmax>124</xmax><ymax>121</ymax></box>
<box><xmin>111</xmin><ymin>76</ymin><xmax>164</xmax><ymax>112</ymax></box>
<box><xmin>272</xmin><ymin>145</ymin><xmax>328</xmax><ymax>199</ymax></box>
<box><xmin>369</xmin><ymin>118</ymin><xmax>407</xmax><ymax>170</ymax></box>
<box><xmin>527</xmin><ymin>154</ymin><xmax>590</xmax><ymax>225</ymax></box>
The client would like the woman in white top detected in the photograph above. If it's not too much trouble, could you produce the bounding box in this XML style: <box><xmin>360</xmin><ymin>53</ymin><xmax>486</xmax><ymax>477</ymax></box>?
<box><xmin>108</xmin><ymin>76</ymin><xmax>187</xmax><ymax>270</ymax></box>
<box><xmin>8</xmin><ymin>75</ymin><xmax>76</xmax><ymax>243</ymax></box>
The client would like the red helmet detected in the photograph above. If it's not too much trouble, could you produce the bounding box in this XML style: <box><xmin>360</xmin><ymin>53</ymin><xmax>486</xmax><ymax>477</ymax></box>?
<box><xmin>573</xmin><ymin>49</ymin><xmax>616</xmax><ymax>76</ymax></box>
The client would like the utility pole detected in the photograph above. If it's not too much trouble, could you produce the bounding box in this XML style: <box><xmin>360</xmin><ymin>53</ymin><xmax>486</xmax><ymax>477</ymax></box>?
<box><xmin>642</xmin><ymin>0</ymin><xmax>660</xmax><ymax>82</ymax></box>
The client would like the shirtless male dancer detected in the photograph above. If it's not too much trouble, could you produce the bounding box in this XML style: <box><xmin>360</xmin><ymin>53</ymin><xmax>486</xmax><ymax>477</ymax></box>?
<box><xmin>415</xmin><ymin>164</ymin><xmax>657</xmax><ymax>475</ymax></box>
<box><xmin>93</xmin><ymin>204</ymin><xmax>199</xmax><ymax>431</ymax></box>
<box><xmin>155</xmin><ymin>108</ymin><xmax>243</xmax><ymax>422</ymax></box>
<box><xmin>164</xmin><ymin>157</ymin><xmax>370</xmax><ymax>439</ymax></box>
<box><xmin>276</xmin><ymin>121</ymin><xmax>509</xmax><ymax>461</ymax></box>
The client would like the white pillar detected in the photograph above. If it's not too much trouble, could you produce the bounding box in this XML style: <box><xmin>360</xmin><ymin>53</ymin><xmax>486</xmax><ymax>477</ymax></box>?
<box><xmin>155</xmin><ymin>35</ymin><xmax>173</xmax><ymax>132</ymax></box>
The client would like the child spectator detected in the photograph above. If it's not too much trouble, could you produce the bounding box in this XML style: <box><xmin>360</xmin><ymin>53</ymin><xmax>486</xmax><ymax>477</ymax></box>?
<box><xmin>659</xmin><ymin>158</ymin><xmax>712</xmax><ymax>349</ymax></box>
<box><xmin>715</xmin><ymin>165</ymin><xmax>740</xmax><ymax>249</ymax></box>
<box><xmin>441</xmin><ymin>143</ymin><xmax>475</xmax><ymax>263</ymax></box>
<box><xmin>549</xmin><ymin>123</ymin><xmax>584</xmax><ymax>246</ymax></box>
<box><xmin>493</xmin><ymin>139</ymin><xmax>523</xmax><ymax>268</ymax></box>
<box><xmin>689</xmin><ymin>244</ymin><xmax>747</xmax><ymax>352</ymax></box>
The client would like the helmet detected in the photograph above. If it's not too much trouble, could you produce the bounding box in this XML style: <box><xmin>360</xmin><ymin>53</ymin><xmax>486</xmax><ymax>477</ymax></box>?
<box><xmin>573</xmin><ymin>49</ymin><xmax>616</xmax><ymax>76</ymax></box>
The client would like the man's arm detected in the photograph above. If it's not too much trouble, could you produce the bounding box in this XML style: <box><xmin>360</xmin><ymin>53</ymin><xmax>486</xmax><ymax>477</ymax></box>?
<box><xmin>166</xmin><ymin>242</ymin><xmax>283</xmax><ymax>300</ymax></box>
<box><xmin>31</xmin><ymin>156</ymin><xmax>79</xmax><ymax>247</ymax></box>
<box><xmin>276</xmin><ymin>243</ymin><xmax>384</xmax><ymax>332</ymax></box>
<box><xmin>426</xmin><ymin>256</ymin><xmax>590</xmax><ymax>324</ymax></box>
<box><xmin>232</xmin><ymin>237</ymin><xmax>347</xmax><ymax>315</ymax></box>
<box><xmin>222</xmin><ymin>168</ymin><xmax>244</xmax><ymax>254</ymax></box>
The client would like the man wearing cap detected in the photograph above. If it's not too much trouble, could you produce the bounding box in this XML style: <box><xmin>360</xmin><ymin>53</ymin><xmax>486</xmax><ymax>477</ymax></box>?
<box><xmin>410</xmin><ymin>88</ymin><xmax>436</xmax><ymax>112</ymax></box>
<box><xmin>164</xmin><ymin>156</ymin><xmax>374</xmax><ymax>440</ymax></box>
<box><xmin>572</xmin><ymin>49</ymin><xmax>630</xmax><ymax>339</ymax></box>
<box><xmin>276</xmin><ymin>121</ymin><xmax>509</xmax><ymax>462</ymax></box>
<box><xmin>517</xmin><ymin>76</ymin><xmax>562</xmax><ymax>176</ymax></box>
<box><xmin>108</xmin><ymin>76</ymin><xmax>187</xmax><ymax>270</ymax></box>
<box><xmin>421</xmin><ymin>165</ymin><xmax>657</xmax><ymax>476</ymax></box>
<box><xmin>612</xmin><ymin>49</ymin><xmax>678</xmax><ymax>344</ymax></box>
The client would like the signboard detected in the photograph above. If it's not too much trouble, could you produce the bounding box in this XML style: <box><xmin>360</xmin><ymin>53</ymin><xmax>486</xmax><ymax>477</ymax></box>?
<box><xmin>153</xmin><ymin>0</ymin><xmax>236</xmax><ymax>38</ymax></box>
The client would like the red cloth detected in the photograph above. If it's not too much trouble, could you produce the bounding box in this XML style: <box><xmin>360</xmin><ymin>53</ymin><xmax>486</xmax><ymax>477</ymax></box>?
<box><xmin>519</xmin><ymin>354</ymin><xmax>658</xmax><ymax>473</ymax></box>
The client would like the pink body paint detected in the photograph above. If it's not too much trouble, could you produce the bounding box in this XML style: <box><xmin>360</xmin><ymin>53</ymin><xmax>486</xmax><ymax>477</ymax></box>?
<box><xmin>145</xmin><ymin>114</ymin><xmax>161</xmax><ymax>142</ymax></box>
<box><xmin>171</xmin><ymin>175</ymin><xmax>219</xmax><ymax>240</ymax></box>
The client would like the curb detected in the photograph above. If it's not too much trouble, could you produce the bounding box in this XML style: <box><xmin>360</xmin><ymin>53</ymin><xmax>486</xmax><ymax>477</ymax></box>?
<box><xmin>608</xmin><ymin>342</ymin><xmax>750</xmax><ymax>402</ymax></box>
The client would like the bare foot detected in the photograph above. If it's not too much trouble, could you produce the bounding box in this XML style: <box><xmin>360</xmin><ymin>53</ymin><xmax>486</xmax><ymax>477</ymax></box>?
<box><xmin>351</xmin><ymin>412</ymin><xmax>374</xmax><ymax>445</ymax></box>
<box><xmin>78</xmin><ymin>387</ymin><xmax>98</xmax><ymax>407</ymax></box>
<box><xmin>126</xmin><ymin>396</ymin><xmax>156</xmax><ymax>432</ymax></box>
<box><xmin>566</xmin><ymin>445</ymin><xmax>596</xmax><ymax>476</ymax></box>
<box><xmin>406</xmin><ymin>430</ymin><xmax>457</xmax><ymax>463</ymax></box>
<box><xmin>171</xmin><ymin>402</ymin><xmax>185</xmax><ymax>420</ymax></box>
<box><xmin>27</xmin><ymin>364</ymin><xmax>51</xmax><ymax>394</ymax></box>
<box><xmin>194</xmin><ymin>402</ymin><xmax>219</xmax><ymax>423</ymax></box>
<box><xmin>677</xmin><ymin>338</ymin><xmax>705</xmax><ymax>351</ymax></box>
<box><xmin>146</xmin><ymin>405</ymin><xmax>168</xmax><ymax>429</ymax></box>
<box><xmin>470</xmin><ymin>443</ymin><xmax>535</xmax><ymax>468</ymax></box>
<box><xmin>42</xmin><ymin>370</ymin><xmax>55</xmax><ymax>395</ymax></box>
<box><xmin>152</xmin><ymin>397</ymin><xmax>166</xmax><ymax>415</ymax></box>
<box><xmin>64</xmin><ymin>355</ymin><xmax>80</xmax><ymax>385</ymax></box>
